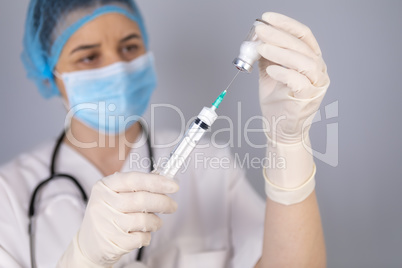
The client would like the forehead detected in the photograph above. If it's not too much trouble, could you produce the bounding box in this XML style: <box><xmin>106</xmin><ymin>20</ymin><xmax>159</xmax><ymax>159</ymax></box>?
<box><xmin>65</xmin><ymin>13</ymin><xmax>142</xmax><ymax>46</ymax></box>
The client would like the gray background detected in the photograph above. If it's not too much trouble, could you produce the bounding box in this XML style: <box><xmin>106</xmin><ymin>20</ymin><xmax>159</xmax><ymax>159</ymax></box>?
<box><xmin>1</xmin><ymin>0</ymin><xmax>401</xmax><ymax>267</ymax></box>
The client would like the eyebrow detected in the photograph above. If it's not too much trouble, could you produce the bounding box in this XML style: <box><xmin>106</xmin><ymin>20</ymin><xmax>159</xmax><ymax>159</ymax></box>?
<box><xmin>70</xmin><ymin>44</ymin><xmax>101</xmax><ymax>55</ymax></box>
<box><xmin>120</xmin><ymin>33</ymin><xmax>141</xmax><ymax>43</ymax></box>
<box><xmin>69</xmin><ymin>33</ymin><xmax>141</xmax><ymax>55</ymax></box>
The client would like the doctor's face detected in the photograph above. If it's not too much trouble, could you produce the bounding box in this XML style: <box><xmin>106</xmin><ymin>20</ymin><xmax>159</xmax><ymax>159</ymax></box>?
<box><xmin>54</xmin><ymin>13</ymin><xmax>146</xmax><ymax>102</ymax></box>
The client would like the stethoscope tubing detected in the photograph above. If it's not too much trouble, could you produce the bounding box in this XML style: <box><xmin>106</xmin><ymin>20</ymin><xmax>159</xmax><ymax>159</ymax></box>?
<box><xmin>28</xmin><ymin>125</ymin><xmax>153</xmax><ymax>267</ymax></box>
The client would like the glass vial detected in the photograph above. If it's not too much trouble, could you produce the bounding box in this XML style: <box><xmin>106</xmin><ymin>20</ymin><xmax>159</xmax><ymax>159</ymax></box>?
<box><xmin>233</xmin><ymin>19</ymin><xmax>268</xmax><ymax>73</ymax></box>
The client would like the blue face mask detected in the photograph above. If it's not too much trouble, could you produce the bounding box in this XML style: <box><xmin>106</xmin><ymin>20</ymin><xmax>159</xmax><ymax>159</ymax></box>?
<box><xmin>56</xmin><ymin>52</ymin><xmax>157</xmax><ymax>135</ymax></box>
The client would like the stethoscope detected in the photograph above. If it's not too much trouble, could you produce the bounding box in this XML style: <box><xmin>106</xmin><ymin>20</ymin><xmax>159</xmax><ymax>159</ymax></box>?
<box><xmin>28</xmin><ymin>125</ymin><xmax>153</xmax><ymax>267</ymax></box>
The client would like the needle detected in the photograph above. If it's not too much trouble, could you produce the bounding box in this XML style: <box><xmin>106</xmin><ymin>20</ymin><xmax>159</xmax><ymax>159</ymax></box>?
<box><xmin>224</xmin><ymin>70</ymin><xmax>241</xmax><ymax>92</ymax></box>
<box><xmin>212</xmin><ymin>70</ymin><xmax>241</xmax><ymax>110</ymax></box>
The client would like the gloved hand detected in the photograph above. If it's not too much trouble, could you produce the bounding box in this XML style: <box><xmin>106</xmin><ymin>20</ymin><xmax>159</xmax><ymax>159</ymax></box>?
<box><xmin>256</xmin><ymin>12</ymin><xmax>330</xmax><ymax>205</ymax></box>
<box><xmin>57</xmin><ymin>172</ymin><xmax>179</xmax><ymax>267</ymax></box>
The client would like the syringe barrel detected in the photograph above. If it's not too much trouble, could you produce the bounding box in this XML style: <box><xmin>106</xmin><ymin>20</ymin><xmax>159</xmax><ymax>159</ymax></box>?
<box><xmin>157</xmin><ymin>106</ymin><xmax>218</xmax><ymax>179</ymax></box>
<box><xmin>159</xmin><ymin>118</ymin><xmax>209</xmax><ymax>179</ymax></box>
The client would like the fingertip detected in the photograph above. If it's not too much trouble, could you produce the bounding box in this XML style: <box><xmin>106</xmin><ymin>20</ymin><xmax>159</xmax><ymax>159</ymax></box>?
<box><xmin>155</xmin><ymin>217</ymin><xmax>163</xmax><ymax>231</ymax></box>
<box><xmin>161</xmin><ymin>199</ymin><xmax>178</xmax><ymax>214</ymax></box>
<box><xmin>165</xmin><ymin>179</ymin><xmax>180</xmax><ymax>193</ymax></box>
<box><xmin>261</xmin><ymin>12</ymin><xmax>275</xmax><ymax>22</ymax></box>
<box><xmin>171</xmin><ymin>200</ymin><xmax>178</xmax><ymax>213</ymax></box>
<box><xmin>174</xmin><ymin>183</ymin><xmax>180</xmax><ymax>192</ymax></box>
<box><xmin>262</xmin><ymin>12</ymin><xmax>284</xmax><ymax>24</ymax></box>
<box><xmin>142</xmin><ymin>233</ymin><xmax>151</xmax><ymax>247</ymax></box>
<box><xmin>265</xmin><ymin>64</ymin><xmax>280</xmax><ymax>77</ymax></box>
<box><xmin>256</xmin><ymin>42</ymin><xmax>265</xmax><ymax>56</ymax></box>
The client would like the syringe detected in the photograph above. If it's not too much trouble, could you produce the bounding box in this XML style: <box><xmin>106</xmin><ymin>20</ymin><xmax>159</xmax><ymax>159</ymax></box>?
<box><xmin>155</xmin><ymin>90</ymin><xmax>228</xmax><ymax>179</ymax></box>
<box><xmin>156</xmin><ymin>17</ymin><xmax>266</xmax><ymax>179</ymax></box>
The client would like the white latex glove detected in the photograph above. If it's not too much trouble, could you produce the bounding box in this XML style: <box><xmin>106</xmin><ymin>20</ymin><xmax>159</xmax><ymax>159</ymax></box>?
<box><xmin>57</xmin><ymin>172</ymin><xmax>179</xmax><ymax>267</ymax></box>
<box><xmin>256</xmin><ymin>12</ymin><xmax>330</xmax><ymax>205</ymax></box>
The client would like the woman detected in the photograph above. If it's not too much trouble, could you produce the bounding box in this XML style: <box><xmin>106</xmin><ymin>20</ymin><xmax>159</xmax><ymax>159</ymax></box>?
<box><xmin>0</xmin><ymin>0</ymin><xmax>329</xmax><ymax>267</ymax></box>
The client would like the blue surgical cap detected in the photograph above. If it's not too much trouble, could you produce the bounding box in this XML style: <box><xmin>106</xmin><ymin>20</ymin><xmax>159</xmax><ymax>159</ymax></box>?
<box><xmin>21</xmin><ymin>0</ymin><xmax>149</xmax><ymax>99</ymax></box>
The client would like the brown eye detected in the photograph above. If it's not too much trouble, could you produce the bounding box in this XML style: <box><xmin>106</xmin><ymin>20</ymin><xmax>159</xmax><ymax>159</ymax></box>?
<box><xmin>122</xmin><ymin>44</ymin><xmax>139</xmax><ymax>54</ymax></box>
<box><xmin>79</xmin><ymin>54</ymin><xmax>99</xmax><ymax>64</ymax></box>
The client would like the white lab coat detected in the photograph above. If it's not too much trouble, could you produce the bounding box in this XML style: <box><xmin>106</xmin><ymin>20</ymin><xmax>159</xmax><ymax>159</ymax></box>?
<box><xmin>0</xmin><ymin>130</ymin><xmax>265</xmax><ymax>268</ymax></box>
